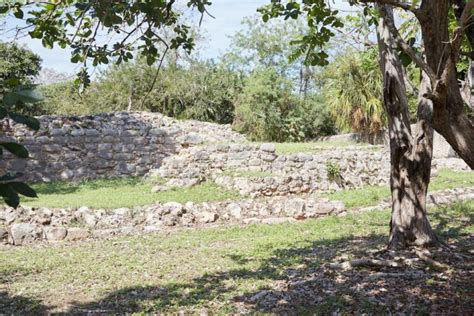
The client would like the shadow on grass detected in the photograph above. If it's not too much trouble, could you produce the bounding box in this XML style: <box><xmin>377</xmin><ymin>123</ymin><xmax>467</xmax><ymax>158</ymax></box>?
<box><xmin>3</xmin><ymin>203</ymin><xmax>471</xmax><ymax>314</ymax></box>
<box><xmin>66</xmin><ymin>230</ymin><xmax>473</xmax><ymax>314</ymax></box>
<box><xmin>0</xmin><ymin>291</ymin><xmax>48</xmax><ymax>314</ymax></box>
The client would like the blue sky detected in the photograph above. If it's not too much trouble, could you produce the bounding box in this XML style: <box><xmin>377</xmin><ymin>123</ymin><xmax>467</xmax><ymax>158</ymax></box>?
<box><xmin>1</xmin><ymin>0</ymin><xmax>352</xmax><ymax>74</ymax></box>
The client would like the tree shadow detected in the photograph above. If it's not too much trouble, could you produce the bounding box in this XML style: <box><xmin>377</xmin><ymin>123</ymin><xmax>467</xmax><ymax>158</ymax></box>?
<box><xmin>3</xmin><ymin>203</ymin><xmax>471</xmax><ymax>314</ymax></box>
<box><xmin>0</xmin><ymin>267</ymin><xmax>49</xmax><ymax>314</ymax></box>
<box><xmin>65</xmin><ymin>225</ymin><xmax>473</xmax><ymax>314</ymax></box>
<box><xmin>0</xmin><ymin>291</ymin><xmax>48</xmax><ymax>314</ymax></box>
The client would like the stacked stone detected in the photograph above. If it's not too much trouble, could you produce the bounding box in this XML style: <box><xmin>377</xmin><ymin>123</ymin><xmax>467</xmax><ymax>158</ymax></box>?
<box><xmin>2</xmin><ymin>186</ymin><xmax>473</xmax><ymax>246</ymax></box>
<box><xmin>0</xmin><ymin>112</ymin><xmax>245</xmax><ymax>182</ymax></box>
<box><xmin>151</xmin><ymin>143</ymin><xmax>391</xmax><ymax>196</ymax></box>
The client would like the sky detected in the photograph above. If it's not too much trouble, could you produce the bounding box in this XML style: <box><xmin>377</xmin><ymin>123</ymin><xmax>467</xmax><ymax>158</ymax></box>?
<box><xmin>1</xmin><ymin>0</ymin><xmax>352</xmax><ymax>75</ymax></box>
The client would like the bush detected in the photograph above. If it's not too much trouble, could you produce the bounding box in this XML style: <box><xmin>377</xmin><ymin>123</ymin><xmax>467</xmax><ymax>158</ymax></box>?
<box><xmin>38</xmin><ymin>81</ymin><xmax>89</xmax><ymax>115</ymax></box>
<box><xmin>233</xmin><ymin>68</ymin><xmax>335</xmax><ymax>142</ymax></box>
<box><xmin>37</xmin><ymin>60</ymin><xmax>242</xmax><ymax>124</ymax></box>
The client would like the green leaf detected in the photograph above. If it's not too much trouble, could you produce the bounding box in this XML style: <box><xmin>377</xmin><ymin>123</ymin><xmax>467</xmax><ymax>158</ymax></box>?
<box><xmin>42</xmin><ymin>37</ymin><xmax>53</xmax><ymax>49</ymax></box>
<box><xmin>0</xmin><ymin>173</ymin><xmax>20</xmax><ymax>182</ymax></box>
<box><xmin>399</xmin><ymin>51</ymin><xmax>412</xmax><ymax>67</ymax></box>
<box><xmin>71</xmin><ymin>53</ymin><xmax>81</xmax><ymax>63</ymax></box>
<box><xmin>9</xmin><ymin>113</ymin><xmax>40</xmax><ymax>130</ymax></box>
<box><xmin>4</xmin><ymin>87</ymin><xmax>44</xmax><ymax>106</ymax></box>
<box><xmin>0</xmin><ymin>142</ymin><xmax>29</xmax><ymax>158</ymax></box>
<box><xmin>0</xmin><ymin>184</ymin><xmax>20</xmax><ymax>208</ymax></box>
<box><xmin>0</xmin><ymin>107</ymin><xmax>7</xmax><ymax>119</ymax></box>
<box><xmin>10</xmin><ymin>182</ymin><xmax>37</xmax><ymax>198</ymax></box>
<box><xmin>13</xmin><ymin>8</ymin><xmax>23</xmax><ymax>19</ymax></box>
<box><xmin>146</xmin><ymin>55</ymin><xmax>155</xmax><ymax>66</ymax></box>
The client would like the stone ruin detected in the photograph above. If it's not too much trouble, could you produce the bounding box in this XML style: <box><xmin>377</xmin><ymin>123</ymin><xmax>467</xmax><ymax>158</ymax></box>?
<box><xmin>0</xmin><ymin>111</ymin><xmax>471</xmax><ymax>245</ymax></box>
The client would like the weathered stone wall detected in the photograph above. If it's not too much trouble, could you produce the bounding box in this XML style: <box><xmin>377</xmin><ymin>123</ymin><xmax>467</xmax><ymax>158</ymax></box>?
<box><xmin>0</xmin><ymin>112</ymin><xmax>245</xmax><ymax>182</ymax></box>
<box><xmin>321</xmin><ymin>125</ymin><xmax>458</xmax><ymax>159</ymax></box>
<box><xmin>150</xmin><ymin>143</ymin><xmax>391</xmax><ymax>197</ymax></box>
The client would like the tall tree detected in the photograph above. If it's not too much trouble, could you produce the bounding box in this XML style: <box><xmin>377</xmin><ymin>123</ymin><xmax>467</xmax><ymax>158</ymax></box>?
<box><xmin>259</xmin><ymin>0</ymin><xmax>473</xmax><ymax>249</ymax></box>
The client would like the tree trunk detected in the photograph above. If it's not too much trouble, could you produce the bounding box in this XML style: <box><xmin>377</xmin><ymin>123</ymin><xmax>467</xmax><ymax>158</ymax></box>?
<box><xmin>418</xmin><ymin>1</ymin><xmax>474</xmax><ymax>169</ymax></box>
<box><xmin>376</xmin><ymin>4</ymin><xmax>438</xmax><ymax>249</ymax></box>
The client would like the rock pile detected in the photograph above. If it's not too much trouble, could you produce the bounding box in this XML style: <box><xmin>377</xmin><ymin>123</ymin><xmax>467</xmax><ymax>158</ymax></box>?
<box><xmin>1</xmin><ymin>187</ymin><xmax>473</xmax><ymax>246</ymax></box>
<box><xmin>0</xmin><ymin>196</ymin><xmax>346</xmax><ymax>245</ymax></box>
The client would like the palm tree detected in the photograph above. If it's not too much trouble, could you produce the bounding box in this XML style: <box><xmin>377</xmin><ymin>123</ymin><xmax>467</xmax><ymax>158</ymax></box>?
<box><xmin>321</xmin><ymin>48</ymin><xmax>385</xmax><ymax>138</ymax></box>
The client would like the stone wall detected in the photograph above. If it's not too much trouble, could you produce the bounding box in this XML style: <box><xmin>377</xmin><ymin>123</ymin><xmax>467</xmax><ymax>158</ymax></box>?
<box><xmin>321</xmin><ymin>125</ymin><xmax>458</xmax><ymax>159</ymax></box>
<box><xmin>150</xmin><ymin>143</ymin><xmax>391</xmax><ymax>197</ymax></box>
<box><xmin>0</xmin><ymin>112</ymin><xmax>245</xmax><ymax>182</ymax></box>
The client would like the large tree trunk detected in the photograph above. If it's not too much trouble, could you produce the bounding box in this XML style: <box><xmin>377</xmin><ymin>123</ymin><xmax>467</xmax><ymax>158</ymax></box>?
<box><xmin>418</xmin><ymin>1</ymin><xmax>474</xmax><ymax>169</ymax></box>
<box><xmin>376</xmin><ymin>4</ymin><xmax>438</xmax><ymax>249</ymax></box>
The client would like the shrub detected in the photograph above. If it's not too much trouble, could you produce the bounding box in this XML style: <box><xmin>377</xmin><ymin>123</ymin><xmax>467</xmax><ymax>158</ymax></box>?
<box><xmin>233</xmin><ymin>68</ymin><xmax>335</xmax><ymax>142</ymax></box>
<box><xmin>36</xmin><ymin>59</ymin><xmax>242</xmax><ymax>124</ymax></box>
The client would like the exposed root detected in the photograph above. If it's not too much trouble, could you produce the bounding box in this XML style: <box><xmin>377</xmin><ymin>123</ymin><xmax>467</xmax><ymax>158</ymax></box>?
<box><xmin>415</xmin><ymin>249</ymin><xmax>450</xmax><ymax>270</ymax></box>
<box><xmin>328</xmin><ymin>258</ymin><xmax>401</xmax><ymax>270</ymax></box>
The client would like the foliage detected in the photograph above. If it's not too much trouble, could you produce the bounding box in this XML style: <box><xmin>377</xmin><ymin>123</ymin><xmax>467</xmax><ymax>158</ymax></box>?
<box><xmin>258</xmin><ymin>1</ymin><xmax>343</xmax><ymax>67</ymax></box>
<box><xmin>2</xmin><ymin>0</ymin><xmax>212</xmax><ymax>88</ymax></box>
<box><xmin>223</xmin><ymin>16</ymin><xmax>316</xmax><ymax>93</ymax></box>
<box><xmin>0</xmin><ymin>76</ymin><xmax>42</xmax><ymax>207</ymax></box>
<box><xmin>321</xmin><ymin>48</ymin><xmax>385</xmax><ymax>133</ymax></box>
<box><xmin>233</xmin><ymin>67</ymin><xmax>335</xmax><ymax>141</ymax></box>
<box><xmin>0</xmin><ymin>42</ymin><xmax>42</xmax><ymax>85</ymax></box>
<box><xmin>37</xmin><ymin>59</ymin><xmax>242</xmax><ymax>124</ymax></box>
<box><xmin>325</xmin><ymin>161</ymin><xmax>341</xmax><ymax>181</ymax></box>
<box><xmin>38</xmin><ymin>81</ymin><xmax>89</xmax><ymax>115</ymax></box>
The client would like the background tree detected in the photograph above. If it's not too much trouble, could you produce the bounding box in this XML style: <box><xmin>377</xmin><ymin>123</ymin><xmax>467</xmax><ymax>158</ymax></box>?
<box><xmin>321</xmin><ymin>48</ymin><xmax>385</xmax><ymax>137</ymax></box>
<box><xmin>233</xmin><ymin>67</ymin><xmax>334</xmax><ymax>141</ymax></box>
<box><xmin>223</xmin><ymin>16</ymin><xmax>317</xmax><ymax>96</ymax></box>
<box><xmin>0</xmin><ymin>42</ymin><xmax>42</xmax><ymax>85</ymax></box>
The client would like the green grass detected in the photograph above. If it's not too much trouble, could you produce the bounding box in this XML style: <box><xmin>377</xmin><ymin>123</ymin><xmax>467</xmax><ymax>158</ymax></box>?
<box><xmin>21</xmin><ymin>178</ymin><xmax>240</xmax><ymax>209</ymax></box>
<box><xmin>20</xmin><ymin>168</ymin><xmax>473</xmax><ymax>210</ymax></box>
<box><xmin>0</xmin><ymin>201</ymin><xmax>472</xmax><ymax>314</ymax></box>
<box><xmin>253</xmin><ymin>140</ymin><xmax>382</xmax><ymax>155</ymax></box>
<box><xmin>324</xmin><ymin>169</ymin><xmax>474</xmax><ymax>208</ymax></box>
<box><xmin>272</xmin><ymin>140</ymin><xmax>356</xmax><ymax>154</ymax></box>
<box><xmin>222</xmin><ymin>169</ymin><xmax>275</xmax><ymax>178</ymax></box>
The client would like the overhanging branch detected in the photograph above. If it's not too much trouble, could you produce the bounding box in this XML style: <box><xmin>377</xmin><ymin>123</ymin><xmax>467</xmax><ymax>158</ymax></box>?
<box><xmin>382</xmin><ymin>10</ymin><xmax>437</xmax><ymax>86</ymax></box>
<box><xmin>357</xmin><ymin>0</ymin><xmax>418</xmax><ymax>13</ymax></box>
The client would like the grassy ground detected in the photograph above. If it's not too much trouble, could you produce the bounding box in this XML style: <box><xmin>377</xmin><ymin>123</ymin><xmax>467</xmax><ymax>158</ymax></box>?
<box><xmin>21</xmin><ymin>179</ymin><xmax>240</xmax><ymax>209</ymax></box>
<box><xmin>324</xmin><ymin>169</ymin><xmax>474</xmax><ymax>208</ymax></box>
<box><xmin>265</xmin><ymin>140</ymin><xmax>381</xmax><ymax>155</ymax></box>
<box><xmin>0</xmin><ymin>201</ymin><xmax>472</xmax><ymax>314</ymax></box>
<box><xmin>19</xmin><ymin>169</ymin><xmax>472</xmax><ymax>210</ymax></box>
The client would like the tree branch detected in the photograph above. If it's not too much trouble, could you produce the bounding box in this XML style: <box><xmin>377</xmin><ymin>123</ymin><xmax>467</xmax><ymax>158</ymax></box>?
<box><xmin>451</xmin><ymin>0</ymin><xmax>474</xmax><ymax>64</ymax></box>
<box><xmin>451</xmin><ymin>0</ymin><xmax>474</xmax><ymax>49</ymax></box>
<box><xmin>357</xmin><ymin>0</ymin><xmax>418</xmax><ymax>13</ymax></box>
<box><xmin>382</xmin><ymin>10</ymin><xmax>437</xmax><ymax>85</ymax></box>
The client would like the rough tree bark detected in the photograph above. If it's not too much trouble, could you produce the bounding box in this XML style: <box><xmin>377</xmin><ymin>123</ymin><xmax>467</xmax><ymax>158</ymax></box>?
<box><xmin>417</xmin><ymin>1</ymin><xmax>474</xmax><ymax>169</ymax></box>
<box><xmin>376</xmin><ymin>4</ymin><xmax>438</xmax><ymax>249</ymax></box>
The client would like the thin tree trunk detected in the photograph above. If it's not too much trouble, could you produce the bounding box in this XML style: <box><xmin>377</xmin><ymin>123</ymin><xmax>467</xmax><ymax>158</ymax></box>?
<box><xmin>376</xmin><ymin>4</ymin><xmax>438</xmax><ymax>249</ymax></box>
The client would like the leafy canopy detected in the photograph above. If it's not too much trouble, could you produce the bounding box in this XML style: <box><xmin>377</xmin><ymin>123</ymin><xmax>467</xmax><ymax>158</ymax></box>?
<box><xmin>258</xmin><ymin>0</ymin><xmax>344</xmax><ymax>66</ymax></box>
<box><xmin>0</xmin><ymin>42</ymin><xmax>42</xmax><ymax>85</ymax></box>
<box><xmin>1</xmin><ymin>0</ymin><xmax>212</xmax><ymax>87</ymax></box>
